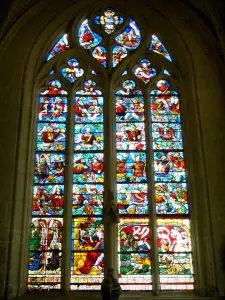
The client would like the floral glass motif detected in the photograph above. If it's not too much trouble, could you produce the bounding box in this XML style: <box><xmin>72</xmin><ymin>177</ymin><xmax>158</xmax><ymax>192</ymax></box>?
<box><xmin>47</xmin><ymin>34</ymin><xmax>69</xmax><ymax>61</ymax></box>
<box><xmin>61</xmin><ymin>58</ymin><xmax>84</xmax><ymax>83</ymax></box>
<box><xmin>150</xmin><ymin>34</ymin><xmax>172</xmax><ymax>62</ymax></box>
<box><xmin>72</xmin><ymin>80</ymin><xmax>104</xmax><ymax>290</ymax></box>
<box><xmin>134</xmin><ymin>58</ymin><xmax>157</xmax><ymax>84</ymax></box>
<box><xmin>116</xmin><ymin>81</ymin><xmax>151</xmax><ymax>290</ymax></box>
<box><xmin>115</xmin><ymin>19</ymin><xmax>141</xmax><ymax>50</ymax></box>
<box><xmin>112</xmin><ymin>45</ymin><xmax>127</xmax><ymax>68</ymax></box>
<box><xmin>29</xmin><ymin>80</ymin><xmax>67</xmax><ymax>290</ymax></box>
<box><xmin>78</xmin><ymin>19</ymin><xmax>102</xmax><ymax>49</ymax></box>
<box><xmin>95</xmin><ymin>8</ymin><xmax>123</xmax><ymax>34</ymax></box>
<box><xmin>150</xmin><ymin>79</ymin><xmax>193</xmax><ymax>289</ymax></box>
<box><xmin>92</xmin><ymin>46</ymin><xmax>107</xmax><ymax>67</ymax></box>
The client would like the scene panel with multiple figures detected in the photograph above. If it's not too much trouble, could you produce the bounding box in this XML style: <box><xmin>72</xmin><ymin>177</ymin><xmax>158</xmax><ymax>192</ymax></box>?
<box><xmin>74</xmin><ymin>123</ymin><xmax>104</xmax><ymax>151</ymax></box>
<box><xmin>73</xmin><ymin>153</ymin><xmax>104</xmax><ymax>183</ymax></box>
<box><xmin>38</xmin><ymin>96</ymin><xmax>67</xmax><ymax>123</ymax></box>
<box><xmin>116</xmin><ymin>122</ymin><xmax>146</xmax><ymax>151</ymax></box>
<box><xmin>72</xmin><ymin>184</ymin><xmax>103</xmax><ymax>216</ymax></box>
<box><xmin>150</xmin><ymin>95</ymin><xmax>180</xmax><ymax>123</ymax></box>
<box><xmin>75</xmin><ymin>96</ymin><xmax>104</xmax><ymax>123</ymax></box>
<box><xmin>157</xmin><ymin>218</ymin><xmax>192</xmax><ymax>253</ymax></box>
<box><xmin>153</xmin><ymin>151</ymin><xmax>186</xmax><ymax>183</ymax></box>
<box><xmin>155</xmin><ymin>183</ymin><xmax>188</xmax><ymax>215</ymax></box>
<box><xmin>117</xmin><ymin>183</ymin><xmax>148</xmax><ymax>215</ymax></box>
<box><xmin>28</xmin><ymin>217</ymin><xmax>63</xmax><ymax>289</ymax></box>
<box><xmin>78</xmin><ymin>19</ymin><xmax>102</xmax><ymax>49</ymax></box>
<box><xmin>34</xmin><ymin>153</ymin><xmax>65</xmax><ymax>184</ymax></box>
<box><xmin>118</xmin><ymin>217</ymin><xmax>151</xmax><ymax>253</ymax></box>
<box><xmin>152</xmin><ymin>123</ymin><xmax>183</xmax><ymax>150</ymax></box>
<box><xmin>116</xmin><ymin>95</ymin><xmax>145</xmax><ymax>122</ymax></box>
<box><xmin>71</xmin><ymin>217</ymin><xmax>104</xmax><ymax>251</ymax></box>
<box><xmin>32</xmin><ymin>185</ymin><xmax>64</xmax><ymax>216</ymax></box>
<box><xmin>115</xmin><ymin>19</ymin><xmax>141</xmax><ymax>50</ymax></box>
<box><xmin>61</xmin><ymin>58</ymin><xmax>84</xmax><ymax>83</ymax></box>
<box><xmin>117</xmin><ymin>152</ymin><xmax>147</xmax><ymax>183</ymax></box>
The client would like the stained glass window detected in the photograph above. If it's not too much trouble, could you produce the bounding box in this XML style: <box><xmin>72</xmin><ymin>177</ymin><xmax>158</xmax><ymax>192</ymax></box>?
<box><xmin>29</xmin><ymin>6</ymin><xmax>194</xmax><ymax>293</ymax></box>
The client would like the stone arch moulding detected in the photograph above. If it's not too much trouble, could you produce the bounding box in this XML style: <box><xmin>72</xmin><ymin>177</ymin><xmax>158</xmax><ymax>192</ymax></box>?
<box><xmin>1</xmin><ymin>0</ymin><xmax>222</xmax><ymax>299</ymax></box>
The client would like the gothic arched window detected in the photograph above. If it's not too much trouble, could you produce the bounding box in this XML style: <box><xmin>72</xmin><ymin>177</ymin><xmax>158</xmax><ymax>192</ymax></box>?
<box><xmin>28</xmin><ymin>8</ymin><xmax>194</xmax><ymax>292</ymax></box>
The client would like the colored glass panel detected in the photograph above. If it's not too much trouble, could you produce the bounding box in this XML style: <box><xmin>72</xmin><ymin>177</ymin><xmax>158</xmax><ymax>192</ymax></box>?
<box><xmin>155</xmin><ymin>183</ymin><xmax>188</xmax><ymax>215</ymax></box>
<box><xmin>157</xmin><ymin>218</ymin><xmax>191</xmax><ymax>252</ymax></box>
<box><xmin>154</xmin><ymin>151</ymin><xmax>186</xmax><ymax>182</ymax></box>
<box><xmin>95</xmin><ymin>8</ymin><xmax>123</xmax><ymax>34</ymax></box>
<box><xmin>73</xmin><ymin>153</ymin><xmax>104</xmax><ymax>183</ymax></box>
<box><xmin>61</xmin><ymin>58</ymin><xmax>84</xmax><ymax>83</ymax></box>
<box><xmin>36</xmin><ymin>123</ymin><xmax>66</xmax><ymax>152</ymax></box>
<box><xmin>117</xmin><ymin>183</ymin><xmax>148</xmax><ymax>215</ymax></box>
<box><xmin>41</xmin><ymin>80</ymin><xmax>68</xmax><ymax>95</ymax></box>
<box><xmin>76</xmin><ymin>80</ymin><xmax>102</xmax><ymax>95</ymax></box>
<box><xmin>38</xmin><ymin>96</ymin><xmax>67</xmax><ymax>122</ymax></box>
<box><xmin>72</xmin><ymin>184</ymin><xmax>103</xmax><ymax>216</ymax></box>
<box><xmin>117</xmin><ymin>152</ymin><xmax>147</xmax><ymax>183</ymax></box>
<box><xmin>118</xmin><ymin>217</ymin><xmax>150</xmax><ymax>252</ymax></box>
<box><xmin>47</xmin><ymin>34</ymin><xmax>69</xmax><ymax>61</ymax></box>
<box><xmin>134</xmin><ymin>58</ymin><xmax>156</xmax><ymax>84</ymax></box>
<box><xmin>115</xmin><ymin>19</ymin><xmax>141</xmax><ymax>50</ymax></box>
<box><xmin>152</xmin><ymin>123</ymin><xmax>183</xmax><ymax>150</ymax></box>
<box><xmin>112</xmin><ymin>45</ymin><xmax>127</xmax><ymax>67</ymax></box>
<box><xmin>115</xmin><ymin>80</ymin><xmax>142</xmax><ymax>96</ymax></box>
<box><xmin>70</xmin><ymin>252</ymin><xmax>104</xmax><ymax>290</ymax></box>
<box><xmin>116</xmin><ymin>122</ymin><xmax>146</xmax><ymax>151</ymax></box>
<box><xmin>91</xmin><ymin>70</ymin><xmax>97</xmax><ymax>75</ymax></box>
<box><xmin>116</xmin><ymin>95</ymin><xmax>145</xmax><ymax>122</ymax></box>
<box><xmin>150</xmin><ymin>34</ymin><xmax>172</xmax><ymax>62</ymax></box>
<box><xmin>122</xmin><ymin>70</ymin><xmax>128</xmax><ymax>76</ymax></box>
<box><xmin>28</xmin><ymin>217</ymin><xmax>63</xmax><ymax>289</ymax></box>
<box><xmin>92</xmin><ymin>46</ymin><xmax>107</xmax><ymax>67</ymax></box>
<box><xmin>32</xmin><ymin>185</ymin><xmax>64</xmax><ymax>216</ymax></box>
<box><xmin>150</xmin><ymin>95</ymin><xmax>180</xmax><ymax>123</ymax></box>
<box><xmin>34</xmin><ymin>153</ymin><xmax>65</xmax><ymax>184</ymax></box>
<box><xmin>74</xmin><ymin>123</ymin><xmax>104</xmax><ymax>151</ymax></box>
<box><xmin>78</xmin><ymin>19</ymin><xmax>102</xmax><ymax>49</ymax></box>
<box><xmin>49</xmin><ymin>70</ymin><xmax>54</xmax><ymax>75</ymax></box>
<box><xmin>118</xmin><ymin>217</ymin><xmax>152</xmax><ymax>290</ymax></box>
<box><xmin>75</xmin><ymin>96</ymin><xmax>103</xmax><ymax>123</ymax></box>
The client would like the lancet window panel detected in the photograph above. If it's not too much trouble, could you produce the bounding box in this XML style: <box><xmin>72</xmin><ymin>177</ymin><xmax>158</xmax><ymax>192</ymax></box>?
<box><xmin>29</xmin><ymin>6</ymin><xmax>194</xmax><ymax>293</ymax></box>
